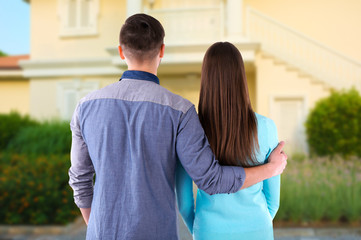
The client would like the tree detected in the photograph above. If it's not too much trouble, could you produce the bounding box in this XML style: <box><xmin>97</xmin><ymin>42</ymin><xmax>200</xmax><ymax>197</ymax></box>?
<box><xmin>0</xmin><ymin>50</ymin><xmax>7</xmax><ymax>57</ymax></box>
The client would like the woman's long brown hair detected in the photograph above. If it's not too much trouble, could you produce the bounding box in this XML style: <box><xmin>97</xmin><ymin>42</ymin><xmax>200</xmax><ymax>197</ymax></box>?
<box><xmin>198</xmin><ymin>42</ymin><xmax>259</xmax><ymax>167</ymax></box>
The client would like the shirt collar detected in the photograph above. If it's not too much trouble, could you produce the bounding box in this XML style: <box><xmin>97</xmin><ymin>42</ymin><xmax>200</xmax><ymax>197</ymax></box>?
<box><xmin>120</xmin><ymin>70</ymin><xmax>160</xmax><ymax>85</ymax></box>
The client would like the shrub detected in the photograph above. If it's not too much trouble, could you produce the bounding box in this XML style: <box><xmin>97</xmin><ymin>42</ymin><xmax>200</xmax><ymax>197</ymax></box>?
<box><xmin>0</xmin><ymin>153</ymin><xmax>79</xmax><ymax>224</ymax></box>
<box><xmin>6</xmin><ymin>121</ymin><xmax>71</xmax><ymax>155</ymax></box>
<box><xmin>305</xmin><ymin>88</ymin><xmax>361</xmax><ymax>157</ymax></box>
<box><xmin>0</xmin><ymin>112</ymin><xmax>39</xmax><ymax>151</ymax></box>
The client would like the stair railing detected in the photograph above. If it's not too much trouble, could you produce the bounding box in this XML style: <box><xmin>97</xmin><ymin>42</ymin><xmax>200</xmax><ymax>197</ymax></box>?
<box><xmin>246</xmin><ymin>7</ymin><xmax>361</xmax><ymax>91</ymax></box>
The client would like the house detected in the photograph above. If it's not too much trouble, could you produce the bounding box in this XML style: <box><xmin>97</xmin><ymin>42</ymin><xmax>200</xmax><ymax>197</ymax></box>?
<box><xmin>17</xmin><ymin>0</ymin><xmax>361</xmax><ymax>153</ymax></box>
<box><xmin>0</xmin><ymin>55</ymin><xmax>30</xmax><ymax>115</ymax></box>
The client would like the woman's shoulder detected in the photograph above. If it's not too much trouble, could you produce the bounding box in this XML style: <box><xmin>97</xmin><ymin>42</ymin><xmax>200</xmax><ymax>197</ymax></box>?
<box><xmin>254</xmin><ymin>112</ymin><xmax>278</xmax><ymax>152</ymax></box>
<box><xmin>255</xmin><ymin>112</ymin><xmax>277</xmax><ymax>132</ymax></box>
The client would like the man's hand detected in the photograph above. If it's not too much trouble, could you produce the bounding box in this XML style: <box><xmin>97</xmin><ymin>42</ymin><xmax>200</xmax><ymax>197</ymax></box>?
<box><xmin>80</xmin><ymin>208</ymin><xmax>91</xmax><ymax>225</ymax></box>
<box><xmin>241</xmin><ymin>141</ymin><xmax>287</xmax><ymax>189</ymax></box>
<box><xmin>267</xmin><ymin>141</ymin><xmax>287</xmax><ymax>177</ymax></box>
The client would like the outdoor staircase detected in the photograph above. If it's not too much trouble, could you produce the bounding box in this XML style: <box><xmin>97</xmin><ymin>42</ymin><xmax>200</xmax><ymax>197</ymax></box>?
<box><xmin>246</xmin><ymin>7</ymin><xmax>361</xmax><ymax>92</ymax></box>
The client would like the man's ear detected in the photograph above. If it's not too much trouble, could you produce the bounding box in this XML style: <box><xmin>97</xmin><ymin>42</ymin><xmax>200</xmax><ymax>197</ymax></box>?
<box><xmin>118</xmin><ymin>46</ymin><xmax>125</xmax><ymax>60</ymax></box>
<box><xmin>159</xmin><ymin>44</ymin><xmax>165</xmax><ymax>58</ymax></box>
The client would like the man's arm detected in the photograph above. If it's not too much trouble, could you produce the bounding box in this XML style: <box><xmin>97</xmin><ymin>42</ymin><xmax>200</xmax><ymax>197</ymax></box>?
<box><xmin>69</xmin><ymin>104</ymin><xmax>95</xmax><ymax>225</ymax></box>
<box><xmin>176</xmin><ymin>106</ymin><xmax>287</xmax><ymax>194</ymax></box>
<box><xmin>176</xmin><ymin>107</ymin><xmax>243</xmax><ymax>194</ymax></box>
<box><xmin>241</xmin><ymin>141</ymin><xmax>287</xmax><ymax>189</ymax></box>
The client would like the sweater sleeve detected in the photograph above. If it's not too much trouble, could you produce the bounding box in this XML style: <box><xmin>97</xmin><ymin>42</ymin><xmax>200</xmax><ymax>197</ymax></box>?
<box><xmin>175</xmin><ymin>160</ymin><xmax>195</xmax><ymax>234</ymax></box>
<box><xmin>175</xmin><ymin>106</ymin><xmax>245</xmax><ymax>195</ymax></box>
<box><xmin>262</xmin><ymin>118</ymin><xmax>281</xmax><ymax>219</ymax></box>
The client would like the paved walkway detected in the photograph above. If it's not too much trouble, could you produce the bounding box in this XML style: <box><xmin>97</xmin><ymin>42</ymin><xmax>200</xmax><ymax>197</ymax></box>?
<box><xmin>1</xmin><ymin>217</ymin><xmax>361</xmax><ymax>240</ymax></box>
<box><xmin>275</xmin><ymin>228</ymin><xmax>361</xmax><ymax>240</ymax></box>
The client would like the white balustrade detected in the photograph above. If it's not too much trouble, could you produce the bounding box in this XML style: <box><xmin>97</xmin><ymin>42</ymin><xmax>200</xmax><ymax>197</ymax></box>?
<box><xmin>145</xmin><ymin>5</ymin><xmax>223</xmax><ymax>45</ymax></box>
<box><xmin>246</xmin><ymin>7</ymin><xmax>361</xmax><ymax>91</ymax></box>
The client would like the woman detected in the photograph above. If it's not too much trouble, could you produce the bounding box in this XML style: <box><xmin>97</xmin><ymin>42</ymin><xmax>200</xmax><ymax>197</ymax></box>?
<box><xmin>175</xmin><ymin>42</ymin><xmax>280</xmax><ymax>239</ymax></box>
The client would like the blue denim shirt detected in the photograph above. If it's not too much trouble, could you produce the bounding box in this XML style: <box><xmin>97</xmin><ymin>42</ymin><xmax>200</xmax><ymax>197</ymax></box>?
<box><xmin>69</xmin><ymin>70</ymin><xmax>246</xmax><ymax>240</ymax></box>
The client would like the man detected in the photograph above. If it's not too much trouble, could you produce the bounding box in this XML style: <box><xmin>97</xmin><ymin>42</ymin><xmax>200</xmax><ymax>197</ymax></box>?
<box><xmin>69</xmin><ymin>14</ymin><xmax>287</xmax><ymax>240</ymax></box>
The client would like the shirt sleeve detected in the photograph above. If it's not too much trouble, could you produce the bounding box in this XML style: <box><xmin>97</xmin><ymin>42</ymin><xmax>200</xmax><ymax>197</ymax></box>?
<box><xmin>175</xmin><ymin>160</ymin><xmax>195</xmax><ymax>234</ymax></box>
<box><xmin>68</xmin><ymin>103</ymin><xmax>95</xmax><ymax>209</ymax></box>
<box><xmin>176</xmin><ymin>106</ymin><xmax>245</xmax><ymax>195</ymax></box>
<box><xmin>262</xmin><ymin>118</ymin><xmax>281</xmax><ymax>219</ymax></box>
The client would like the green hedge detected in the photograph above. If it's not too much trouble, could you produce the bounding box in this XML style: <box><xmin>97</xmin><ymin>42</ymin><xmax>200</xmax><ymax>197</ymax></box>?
<box><xmin>0</xmin><ymin>112</ymin><xmax>77</xmax><ymax>224</ymax></box>
<box><xmin>6</xmin><ymin>121</ymin><xmax>72</xmax><ymax>155</ymax></box>
<box><xmin>0</xmin><ymin>153</ymin><xmax>79</xmax><ymax>224</ymax></box>
<box><xmin>0</xmin><ymin>112</ymin><xmax>39</xmax><ymax>151</ymax></box>
<box><xmin>305</xmin><ymin>89</ymin><xmax>361</xmax><ymax>157</ymax></box>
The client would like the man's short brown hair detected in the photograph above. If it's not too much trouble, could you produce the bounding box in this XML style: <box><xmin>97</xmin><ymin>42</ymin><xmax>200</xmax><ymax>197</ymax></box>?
<box><xmin>119</xmin><ymin>14</ymin><xmax>165</xmax><ymax>62</ymax></box>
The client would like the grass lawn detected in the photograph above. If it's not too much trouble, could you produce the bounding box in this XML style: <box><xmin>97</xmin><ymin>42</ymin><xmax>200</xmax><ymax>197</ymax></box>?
<box><xmin>275</xmin><ymin>154</ymin><xmax>361</xmax><ymax>225</ymax></box>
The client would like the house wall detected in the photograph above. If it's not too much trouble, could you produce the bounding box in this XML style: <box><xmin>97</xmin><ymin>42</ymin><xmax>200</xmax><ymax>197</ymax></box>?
<box><xmin>28</xmin><ymin>0</ymin><xmax>127</xmax><ymax>119</ymax></box>
<box><xmin>255</xmin><ymin>51</ymin><xmax>330</xmax><ymax>152</ymax></box>
<box><xmin>25</xmin><ymin>0</ymin><xmax>360</xmax><ymax>153</ymax></box>
<box><xmin>29</xmin><ymin>79</ymin><xmax>58</xmax><ymax>119</ymax></box>
<box><xmin>241</xmin><ymin>0</ymin><xmax>361</xmax><ymax>153</ymax></box>
<box><xmin>0</xmin><ymin>79</ymin><xmax>30</xmax><ymax>115</ymax></box>
<box><xmin>29</xmin><ymin>76</ymin><xmax>118</xmax><ymax>120</ymax></box>
<box><xmin>160</xmin><ymin>74</ymin><xmax>201</xmax><ymax>108</ymax></box>
<box><xmin>244</xmin><ymin>0</ymin><xmax>361</xmax><ymax>62</ymax></box>
<box><xmin>31</xmin><ymin>0</ymin><xmax>126</xmax><ymax>59</ymax></box>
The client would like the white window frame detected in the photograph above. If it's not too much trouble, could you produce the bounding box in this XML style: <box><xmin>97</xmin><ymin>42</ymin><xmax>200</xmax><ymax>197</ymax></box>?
<box><xmin>58</xmin><ymin>0</ymin><xmax>99</xmax><ymax>37</ymax></box>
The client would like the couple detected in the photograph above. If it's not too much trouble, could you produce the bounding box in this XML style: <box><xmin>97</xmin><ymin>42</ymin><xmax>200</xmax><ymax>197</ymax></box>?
<box><xmin>69</xmin><ymin>13</ymin><xmax>287</xmax><ymax>240</ymax></box>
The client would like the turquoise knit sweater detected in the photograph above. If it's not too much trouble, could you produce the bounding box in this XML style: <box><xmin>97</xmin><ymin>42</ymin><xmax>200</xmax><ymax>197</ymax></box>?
<box><xmin>175</xmin><ymin>113</ymin><xmax>281</xmax><ymax>240</ymax></box>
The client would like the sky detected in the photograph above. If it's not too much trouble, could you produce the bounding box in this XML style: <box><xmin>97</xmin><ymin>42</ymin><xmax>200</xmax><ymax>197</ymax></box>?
<box><xmin>0</xmin><ymin>0</ymin><xmax>30</xmax><ymax>55</ymax></box>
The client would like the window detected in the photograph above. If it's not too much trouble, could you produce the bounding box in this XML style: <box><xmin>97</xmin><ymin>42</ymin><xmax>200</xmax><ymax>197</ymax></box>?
<box><xmin>57</xmin><ymin>79</ymin><xmax>99</xmax><ymax>120</ymax></box>
<box><xmin>58</xmin><ymin>0</ymin><xmax>99</xmax><ymax>37</ymax></box>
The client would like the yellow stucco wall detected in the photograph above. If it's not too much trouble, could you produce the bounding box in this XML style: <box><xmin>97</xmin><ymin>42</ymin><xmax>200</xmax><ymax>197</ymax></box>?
<box><xmin>31</xmin><ymin>0</ymin><xmax>126</xmax><ymax>59</ymax></box>
<box><xmin>0</xmin><ymin>80</ymin><xmax>30</xmax><ymax>115</ymax></box>
<box><xmin>255</xmin><ymin>51</ymin><xmax>330</xmax><ymax>153</ymax></box>
<box><xmin>244</xmin><ymin>0</ymin><xmax>361</xmax><ymax>62</ymax></box>
<box><xmin>26</xmin><ymin>0</ymin><xmax>360</xmax><ymax>154</ymax></box>
<box><xmin>160</xmin><ymin>74</ymin><xmax>201</xmax><ymax>107</ymax></box>
<box><xmin>29</xmin><ymin>78</ymin><xmax>59</xmax><ymax>119</ymax></box>
<box><xmin>247</xmin><ymin>70</ymin><xmax>256</xmax><ymax>110</ymax></box>
<box><xmin>255</xmin><ymin>52</ymin><xmax>330</xmax><ymax>117</ymax></box>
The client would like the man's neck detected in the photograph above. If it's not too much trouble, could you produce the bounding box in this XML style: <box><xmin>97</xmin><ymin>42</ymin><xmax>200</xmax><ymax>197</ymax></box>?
<box><xmin>127</xmin><ymin>63</ymin><xmax>158</xmax><ymax>76</ymax></box>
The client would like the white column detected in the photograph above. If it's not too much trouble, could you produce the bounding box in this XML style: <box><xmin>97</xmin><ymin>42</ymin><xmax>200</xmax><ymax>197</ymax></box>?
<box><xmin>127</xmin><ymin>0</ymin><xmax>142</xmax><ymax>17</ymax></box>
<box><xmin>226</xmin><ymin>0</ymin><xmax>243</xmax><ymax>39</ymax></box>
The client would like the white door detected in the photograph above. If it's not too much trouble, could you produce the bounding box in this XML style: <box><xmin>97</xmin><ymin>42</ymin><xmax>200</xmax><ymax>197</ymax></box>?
<box><xmin>270</xmin><ymin>96</ymin><xmax>307</xmax><ymax>154</ymax></box>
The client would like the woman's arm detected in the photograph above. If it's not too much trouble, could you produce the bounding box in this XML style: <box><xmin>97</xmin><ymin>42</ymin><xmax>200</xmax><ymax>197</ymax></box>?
<box><xmin>263</xmin><ymin>174</ymin><xmax>280</xmax><ymax>218</ymax></box>
<box><xmin>262</xmin><ymin>119</ymin><xmax>281</xmax><ymax>219</ymax></box>
<box><xmin>175</xmin><ymin>160</ymin><xmax>195</xmax><ymax>234</ymax></box>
